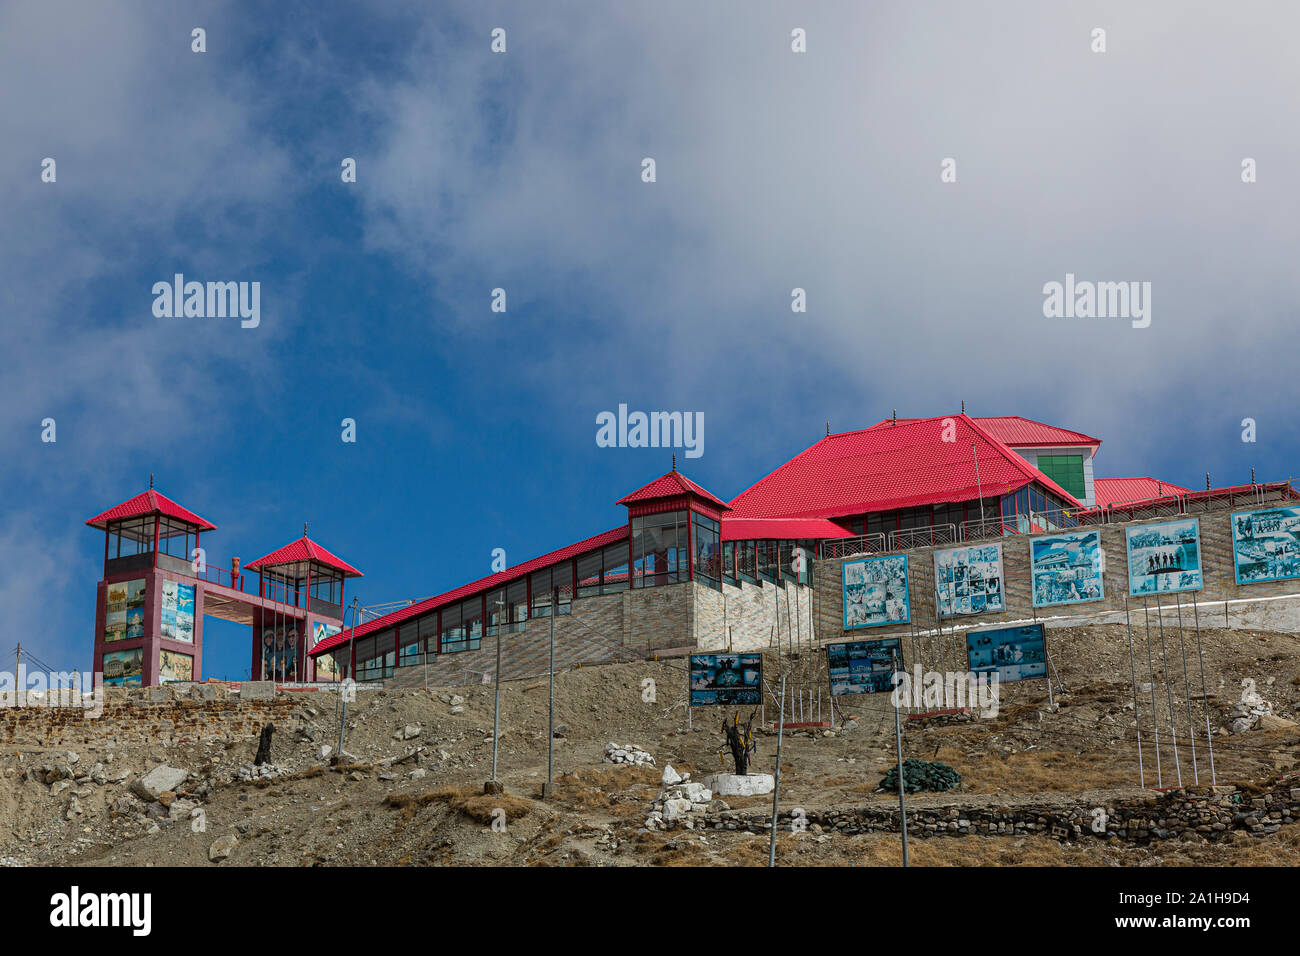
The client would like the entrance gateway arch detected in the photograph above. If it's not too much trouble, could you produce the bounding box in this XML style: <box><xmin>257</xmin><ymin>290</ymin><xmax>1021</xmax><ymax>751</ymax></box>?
<box><xmin>87</xmin><ymin>483</ymin><xmax>361</xmax><ymax>687</ymax></box>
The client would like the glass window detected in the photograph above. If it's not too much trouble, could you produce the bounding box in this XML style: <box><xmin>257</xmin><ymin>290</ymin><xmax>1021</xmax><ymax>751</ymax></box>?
<box><xmin>1037</xmin><ymin>455</ymin><xmax>1086</xmax><ymax>500</ymax></box>
<box><xmin>462</xmin><ymin>598</ymin><xmax>483</xmax><ymax>649</ymax></box>
<box><xmin>757</xmin><ymin>540</ymin><xmax>776</xmax><ymax>581</ymax></box>
<box><xmin>485</xmin><ymin>588</ymin><xmax>507</xmax><ymax>635</ymax></box>
<box><xmin>692</xmin><ymin>512</ymin><xmax>721</xmax><ymax>588</ymax></box>
<box><xmin>421</xmin><ymin>613</ymin><xmax>439</xmax><ymax>656</ymax></box>
<box><xmin>602</xmin><ymin>543</ymin><xmax>629</xmax><ymax>592</ymax></box>
<box><xmin>737</xmin><ymin>540</ymin><xmax>757</xmax><ymax>581</ymax></box>
<box><xmin>398</xmin><ymin>621</ymin><xmax>421</xmax><ymax>666</ymax></box>
<box><xmin>555</xmin><ymin>563</ymin><xmax>573</xmax><ymax>614</ymax></box>
<box><xmin>530</xmin><ymin>568</ymin><xmax>553</xmax><ymax>616</ymax></box>
<box><xmin>631</xmin><ymin>511</ymin><xmax>688</xmax><ymax>588</ymax></box>
<box><xmin>722</xmin><ymin>541</ymin><xmax>735</xmax><ymax>582</ymax></box>
<box><xmin>506</xmin><ymin>579</ymin><xmax>527</xmax><ymax>629</ymax></box>
<box><xmin>577</xmin><ymin>551</ymin><xmax>603</xmax><ymax>598</ymax></box>
<box><xmin>440</xmin><ymin>604</ymin><xmax>465</xmax><ymax>653</ymax></box>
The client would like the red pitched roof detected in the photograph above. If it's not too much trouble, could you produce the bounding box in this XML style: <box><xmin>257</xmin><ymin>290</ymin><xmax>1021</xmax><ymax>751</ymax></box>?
<box><xmin>245</xmin><ymin>537</ymin><xmax>363</xmax><ymax>577</ymax></box>
<box><xmin>721</xmin><ymin>517</ymin><xmax>854</xmax><ymax>542</ymax></box>
<box><xmin>728</xmin><ymin>414</ymin><xmax>1082</xmax><ymax>520</ymax></box>
<box><xmin>310</xmin><ymin>525</ymin><xmax>630</xmax><ymax>657</ymax></box>
<box><xmin>1093</xmin><ymin>477</ymin><xmax>1191</xmax><ymax>508</ymax></box>
<box><xmin>872</xmin><ymin>415</ymin><xmax>1100</xmax><ymax>449</ymax></box>
<box><xmin>617</xmin><ymin>470</ymin><xmax>731</xmax><ymax>510</ymax></box>
<box><xmin>85</xmin><ymin>489</ymin><xmax>216</xmax><ymax>531</ymax></box>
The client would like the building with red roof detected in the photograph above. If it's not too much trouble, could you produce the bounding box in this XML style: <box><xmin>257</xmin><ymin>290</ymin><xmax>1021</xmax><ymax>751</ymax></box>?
<box><xmin>86</xmin><ymin>482</ymin><xmax>359</xmax><ymax>687</ymax></box>
<box><xmin>304</xmin><ymin>412</ymin><xmax>1206</xmax><ymax>684</ymax></box>
<box><xmin>90</xmin><ymin>412</ymin><xmax>1254</xmax><ymax>687</ymax></box>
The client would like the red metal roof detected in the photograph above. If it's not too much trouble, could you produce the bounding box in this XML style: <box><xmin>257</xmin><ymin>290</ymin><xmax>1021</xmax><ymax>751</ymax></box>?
<box><xmin>85</xmin><ymin>489</ymin><xmax>216</xmax><ymax>532</ymax></box>
<box><xmin>1092</xmin><ymin>477</ymin><xmax>1191</xmax><ymax>508</ymax></box>
<box><xmin>310</xmin><ymin>525</ymin><xmax>630</xmax><ymax>657</ymax></box>
<box><xmin>616</xmin><ymin>470</ymin><xmax>731</xmax><ymax>510</ymax></box>
<box><xmin>721</xmin><ymin>517</ymin><xmax>854</xmax><ymax>542</ymax></box>
<box><xmin>872</xmin><ymin>415</ymin><xmax>1100</xmax><ymax>449</ymax></box>
<box><xmin>728</xmin><ymin>414</ymin><xmax>1082</xmax><ymax>520</ymax></box>
<box><xmin>245</xmin><ymin>536</ymin><xmax>363</xmax><ymax>577</ymax></box>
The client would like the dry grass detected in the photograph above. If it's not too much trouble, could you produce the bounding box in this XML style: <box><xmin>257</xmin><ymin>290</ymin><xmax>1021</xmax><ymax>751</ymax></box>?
<box><xmin>384</xmin><ymin>785</ymin><xmax>535</xmax><ymax>825</ymax></box>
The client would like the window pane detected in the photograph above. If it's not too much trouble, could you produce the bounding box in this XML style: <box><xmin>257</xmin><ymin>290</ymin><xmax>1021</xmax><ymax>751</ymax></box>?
<box><xmin>577</xmin><ymin>551</ymin><xmax>602</xmax><ymax>597</ymax></box>
<box><xmin>602</xmin><ymin>543</ymin><xmax>629</xmax><ymax>592</ymax></box>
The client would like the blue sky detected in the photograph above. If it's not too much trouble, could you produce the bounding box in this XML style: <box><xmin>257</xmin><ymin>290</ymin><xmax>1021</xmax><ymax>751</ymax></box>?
<box><xmin>3</xmin><ymin>1</ymin><xmax>1298</xmax><ymax>679</ymax></box>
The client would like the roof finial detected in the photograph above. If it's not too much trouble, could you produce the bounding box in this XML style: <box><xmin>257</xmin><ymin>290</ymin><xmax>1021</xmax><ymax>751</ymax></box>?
<box><xmin>961</xmin><ymin>400</ymin><xmax>965</xmax><ymax>414</ymax></box>
<box><xmin>671</xmin><ymin>454</ymin><xmax>676</xmax><ymax>472</ymax></box>
<box><xmin>303</xmin><ymin>522</ymin><xmax>308</xmax><ymax>538</ymax></box>
<box><xmin>149</xmin><ymin>473</ymin><xmax>154</xmax><ymax>489</ymax></box>
<box><xmin>826</xmin><ymin>421</ymin><xmax>830</xmax><ymax>436</ymax></box>
<box><xmin>892</xmin><ymin>409</ymin><xmax>897</xmax><ymax>426</ymax></box>
<box><xmin>1206</xmin><ymin>472</ymin><xmax>1211</xmax><ymax>491</ymax></box>
<box><xmin>1251</xmin><ymin>467</ymin><xmax>1256</xmax><ymax>485</ymax></box>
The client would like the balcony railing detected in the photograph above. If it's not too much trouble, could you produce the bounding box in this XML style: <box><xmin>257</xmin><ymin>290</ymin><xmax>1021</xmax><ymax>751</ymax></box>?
<box><xmin>813</xmin><ymin>480</ymin><xmax>1297</xmax><ymax>561</ymax></box>
<box><xmin>888</xmin><ymin>523</ymin><xmax>958</xmax><ymax>551</ymax></box>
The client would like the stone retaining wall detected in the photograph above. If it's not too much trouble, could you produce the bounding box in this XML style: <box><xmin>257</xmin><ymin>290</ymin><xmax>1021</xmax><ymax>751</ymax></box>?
<box><xmin>692</xmin><ymin>781</ymin><xmax>1300</xmax><ymax>843</ymax></box>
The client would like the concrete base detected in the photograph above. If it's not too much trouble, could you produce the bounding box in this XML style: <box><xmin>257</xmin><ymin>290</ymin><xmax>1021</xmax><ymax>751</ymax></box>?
<box><xmin>702</xmin><ymin>773</ymin><xmax>774</xmax><ymax>797</ymax></box>
<box><xmin>241</xmin><ymin>681</ymin><xmax>276</xmax><ymax>701</ymax></box>
<box><xmin>483</xmin><ymin>780</ymin><xmax>504</xmax><ymax>795</ymax></box>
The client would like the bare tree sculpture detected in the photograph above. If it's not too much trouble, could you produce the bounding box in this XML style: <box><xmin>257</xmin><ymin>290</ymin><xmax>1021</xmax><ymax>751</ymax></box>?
<box><xmin>720</xmin><ymin>709</ymin><xmax>758</xmax><ymax>775</ymax></box>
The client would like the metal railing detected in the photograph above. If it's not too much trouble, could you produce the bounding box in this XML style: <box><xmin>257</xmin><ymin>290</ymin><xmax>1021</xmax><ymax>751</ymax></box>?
<box><xmin>814</xmin><ymin>481</ymin><xmax>1297</xmax><ymax>562</ymax></box>
<box><xmin>960</xmin><ymin>514</ymin><xmax>1022</xmax><ymax>541</ymax></box>
<box><xmin>1098</xmin><ymin>480</ymin><xmax>1295</xmax><ymax>523</ymax></box>
<box><xmin>819</xmin><ymin>533</ymin><xmax>887</xmax><ymax>560</ymax></box>
<box><xmin>889</xmin><ymin>523</ymin><xmax>958</xmax><ymax>551</ymax></box>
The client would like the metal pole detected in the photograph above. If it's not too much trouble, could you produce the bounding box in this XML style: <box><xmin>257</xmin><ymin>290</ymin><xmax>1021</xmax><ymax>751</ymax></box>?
<box><xmin>547</xmin><ymin>601</ymin><xmax>555</xmax><ymax>787</ymax></box>
<box><xmin>893</xmin><ymin>648</ymin><xmax>909</xmax><ymax>867</ymax></box>
<box><xmin>492</xmin><ymin>617</ymin><xmax>502</xmax><ymax>782</ymax></box>
<box><xmin>1191</xmin><ymin>594</ymin><xmax>1217</xmax><ymax>785</ymax></box>
<box><xmin>1174</xmin><ymin>594</ymin><xmax>1199</xmax><ymax>784</ymax></box>
<box><xmin>1154</xmin><ymin>593</ymin><xmax>1182</xmax><ymax>787</ymax></box>
<box><xmin>768</xmin><ymin>675</ymin><xmax>786</xmax><ymax>867</ymax></box>
<box><xmin>1123</xmin><ymin>593</ymin><xmax>1145</xmax><ymax>788</ymax></box>
<box><xmin>1142</xmin><ymin>599</ymin><xmax>1163</xmax><ymax>787</ymax></box>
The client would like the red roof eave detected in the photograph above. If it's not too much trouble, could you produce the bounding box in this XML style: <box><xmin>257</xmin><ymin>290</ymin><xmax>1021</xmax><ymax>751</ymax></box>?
<box><xmin>310</xmin><ymin>524</ymin><xmax>630</xmax><ymax>657</ymax></box>
<box><xmin>85</xmin><ymin>489</ymin><xmax>217</xmax><ymax>532</ymax></box>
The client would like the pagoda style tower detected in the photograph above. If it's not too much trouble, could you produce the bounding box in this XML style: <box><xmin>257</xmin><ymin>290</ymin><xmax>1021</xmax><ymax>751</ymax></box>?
<box><xmin>86</xmin><ymin>484</ymin><xmax>216</xmax><ymax>687</ymax></box>
<box><xmin>244</xmin><ymin>533</ymin><xmax>363</xmax><ymax>682</ymax></box>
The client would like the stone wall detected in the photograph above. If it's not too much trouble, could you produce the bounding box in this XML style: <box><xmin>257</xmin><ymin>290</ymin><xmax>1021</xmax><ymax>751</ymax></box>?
<box><xmin>691</xmin><ymin>780</ymin><xmax>1300</xmax><ymax>844</ymax></box>
<box><xmin>0</xmin><ymin>687</ymin><xmax>300</xmax><ymax>748</ymax></box>
<box><xmin>815</xmin><ymin>503</ymin><xmax>1300</xmax><ymax>644</ymax></box>
<box><xmin>694</xmin><ymin>578</ymin><xmax>814</xmax><ymax>652</ymax></box>
<box><xmin>384</xmin><ymin>576</ymin><xmax>806</xmax><ymax>687</ymax></box>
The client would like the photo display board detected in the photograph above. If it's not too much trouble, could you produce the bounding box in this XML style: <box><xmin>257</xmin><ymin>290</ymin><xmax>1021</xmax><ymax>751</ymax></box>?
<box><xmin>102</xmin><ymin>647</ymin><xmax>143</xmax><ymax>687</ymax></box>
<box><xmin>689</xmin><ymin>653</ymin><xmax>762</xmax><ymax>706</ymax></box>
<box><xmin>160</xmin><ymin>581</ymin><xmax>195</xmax><ymax>643</ymax></box>
<box><xmin>159</xmin><ymin>649</ymin><xmax>194</xmax><ymax>683</ymax></box>
<box><xmin>842</xmin><ymin>554</ymin><xmax>910</xmax><ymax>629</ymax></box>
<box><xmin>934</xmin><ymin>543</ymin><xmax>1005</xmax><ymax>618</ymax></box>
<box><xmin>1030</xmin><ymin>530</ymin><xmax>1104</xmax><ymax>607</ymax></box>
<box><xmin>966</xmin><ymin>623</ymin><xmax>1047</xmax><ymax>683</ymax></box>
<box><xmin>827</xmin><ymin>637</ymin><xmax>902</xmax><ymax>696</ymax></box>
<box><xmin>313</xmin><ymin>623</ymin><xmax>342</xmax><ymax>680</ymax></box>
<box><xmin>104</xmin><ymin>578</ymin><xmax>146</xmax><ymax>643</ymax></box>
<box><xmin>1231</xmin><ymin>506</ymin><xmax>1300</xmax><ymax>584</ymax></box>
<box><xmin>1126</xmin><ymin>518</ymin><xmax>1203</xmax><ymax>596</ymax></box>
